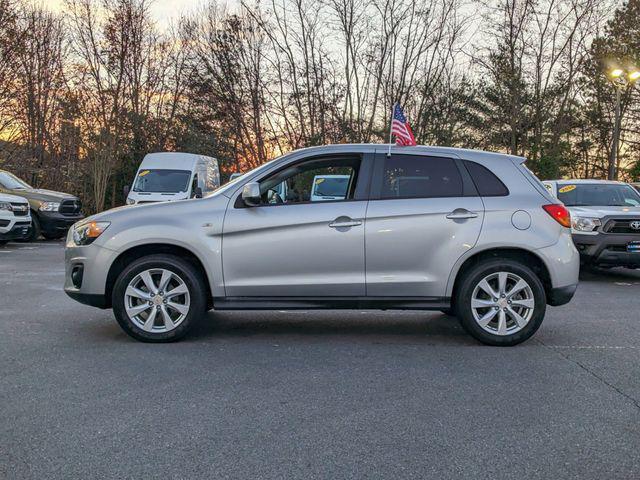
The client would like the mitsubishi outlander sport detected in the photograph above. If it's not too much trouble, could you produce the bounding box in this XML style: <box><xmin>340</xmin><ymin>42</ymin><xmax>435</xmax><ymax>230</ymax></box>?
<box><xmin>64</xmin><ymin>145</ymin><xmax>579</xmax><ymax>346</ymax></box>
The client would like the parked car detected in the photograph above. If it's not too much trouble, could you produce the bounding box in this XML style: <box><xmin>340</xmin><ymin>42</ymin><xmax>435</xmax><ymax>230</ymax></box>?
<box><xmin>0</xmin><ymin>193</ymin><xmax>31</xmax><ymax>245</ymax></box>
<box><xmin>544</xmin><ymin>179</ymin><xmax>640</xmax><ymax>269</ymax></box>
<box><xmin>125</xmin><ymin>152</ymin><xmax>220</xmax><ymax>205</ymax></box>
<box><xmin>0</xmin><ymin>170</ymin><xmax>83</xmax><ymax>240</ymax></box>
<box><xmin>65</xmin><ymin>145</ymin><xmax>579</xmax><ymax>346</ymax></box>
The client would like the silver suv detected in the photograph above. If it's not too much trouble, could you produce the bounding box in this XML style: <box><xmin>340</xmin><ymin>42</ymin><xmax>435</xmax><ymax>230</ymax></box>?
<box><xmin>64</xmin><ymin>145</ymin><xmax>579</xmax><ymax>346</ymax></box>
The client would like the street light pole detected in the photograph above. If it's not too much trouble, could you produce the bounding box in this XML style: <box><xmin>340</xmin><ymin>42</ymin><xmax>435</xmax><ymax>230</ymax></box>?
<box><xmin>605</xmin><ymin>68</ymin><xmax>639</xmax><ymax>180</ymax></box>
<box><xmin>608</xmin><ymin>85</ymin><xmax>622</xmax><ymax>180</ymax></box>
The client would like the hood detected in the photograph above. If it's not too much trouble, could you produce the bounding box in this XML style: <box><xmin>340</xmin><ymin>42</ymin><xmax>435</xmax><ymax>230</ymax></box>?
<box><xmin>87</xmin><ymin>192</ymin><xmax>229</xmax><ymax>225</ymax></box>
<box><xmin>7</xmin><ymin>188</ymin><xmax>78</xmax><ymax>207</ymax></box>
<box><xmin>0</xmin><ymin>192</ymin><xmax>29</xmax><ymax>203</ymax></box>
<box><xmin>568</xmin><ymin>205</ymin><xmax>640</xmax><ymax>218</ymax></box>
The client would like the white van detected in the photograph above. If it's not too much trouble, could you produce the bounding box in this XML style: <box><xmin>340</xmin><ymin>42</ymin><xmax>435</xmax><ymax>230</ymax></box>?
<box><xmin>125</xmin><ymin>152</ymin><xmax>220</xmax><ymax>205</ymax></box>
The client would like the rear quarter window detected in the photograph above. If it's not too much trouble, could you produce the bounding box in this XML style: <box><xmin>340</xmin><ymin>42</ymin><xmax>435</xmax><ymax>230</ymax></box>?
<box><xmin>463</xmin><ymin>161</ymin><xmax>509</xmax><ymax>196</ymax></box>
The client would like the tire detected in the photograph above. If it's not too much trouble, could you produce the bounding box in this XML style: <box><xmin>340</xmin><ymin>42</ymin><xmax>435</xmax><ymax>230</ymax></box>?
<box><xmin>24</xmin><ymin>214</ymin><xmax>41</xmax><ymax>242</ymax></box>
<box><xmin>112</xmin><ymin>254</ymin><xmax>207</xmax><ymax>342</ymax></box>
<box><xmin>0</xmin><ymin>240</ymin><xmax>7</xmax><ymax>246</ymax></box>
<box><xmin>456</xmin><ymin>259</ymin><xmax>546</xmax><ymax>346</ymax></box>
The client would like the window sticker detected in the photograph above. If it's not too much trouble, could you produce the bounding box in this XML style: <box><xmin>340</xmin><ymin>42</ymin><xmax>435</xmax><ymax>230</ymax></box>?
<box><xmin>315</xmin><ymin>178</ymin><xmax>325</xmax><ymax>184</ymax></box>
<box><xmin>138</xmin><ymin>170</ymin><xmax>150</xmax><ymax>177</ymax></box>
<box><xmin>558</xmin><ymin>185</ymin><xmax>576</xmax><ymax>193</ymax></box>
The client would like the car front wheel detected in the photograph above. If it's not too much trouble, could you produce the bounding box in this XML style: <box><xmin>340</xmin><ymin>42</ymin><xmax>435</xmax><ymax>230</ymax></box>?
<box><xmin>456</xmin><ymin>259</ymin><xmax>546</xmax><ymax>346</ymax></box>
<box><xmin>112</xmin><ymin>254</ymin><xmax>206</xmax><ymax>342</ymax></box>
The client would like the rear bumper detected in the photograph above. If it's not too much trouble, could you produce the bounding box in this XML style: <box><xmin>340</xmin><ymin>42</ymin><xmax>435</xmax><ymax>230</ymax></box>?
<box><xmin>548</xmin><ymin>284</ymin><xmax>577</xmax><ymax>306</ymax></box>
<box><xmin>573</xmin><ymin>233</ymin><xmax>640</xmax><ymax>267</ymax></box>
<box><xmin>38</xmin><ymin>211</ymin><xmax>84</xmax><ymax>234</ymax></box>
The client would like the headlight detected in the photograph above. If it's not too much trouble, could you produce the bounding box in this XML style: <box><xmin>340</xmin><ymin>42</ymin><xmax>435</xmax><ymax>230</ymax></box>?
<box><xmin>126</xmin><ymin>198</ymin><xmax>135</xmax><ymax>205</ymax></box>
<box><xmin>72</xmin><ymin>221</ymin><xmax>110</xmax><ymax>246</ymax></box>
<box><xmin>572</xmin><ymin>216</ymin><xmax>601</xmax><ymax>232</ymax></box>
<box><xmin>0</xmin><ymin>201</ymin><xmax>12</xmax><ymax>211</ymax></box>
<box><xmin>39</xmin><ymin>201</ymin><xmax>60</xmax><ymax>212</ymax></box>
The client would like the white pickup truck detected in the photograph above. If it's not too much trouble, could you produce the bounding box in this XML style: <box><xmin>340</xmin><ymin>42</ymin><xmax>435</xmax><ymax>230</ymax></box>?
<box><xmin>0</xmin><ymin>193</ymin><xmax>31</xmax><ymax>245</ymax></box>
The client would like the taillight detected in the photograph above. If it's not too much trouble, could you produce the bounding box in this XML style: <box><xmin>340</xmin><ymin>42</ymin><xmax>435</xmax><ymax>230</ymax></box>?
<box><xmin>543</xmin><ymin>204</ymin><xmax>571</xmax><ymax>228</ymax></box>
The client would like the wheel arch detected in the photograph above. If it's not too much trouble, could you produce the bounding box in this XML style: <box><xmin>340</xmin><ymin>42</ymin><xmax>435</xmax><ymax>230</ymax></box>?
<box><xmin>448</xmin><ymin>247</ymin><xmax>552</xmax><ymax>304</ymax></box>
<box><xmin>105</xmin><ymin>243</ymin><xmax>213</xmax><ymax>309</ymax></box>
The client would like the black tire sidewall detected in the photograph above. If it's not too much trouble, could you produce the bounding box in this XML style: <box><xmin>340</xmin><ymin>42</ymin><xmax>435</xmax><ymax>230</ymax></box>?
<box><xmin>112</xmin><ymin>254</ymin><xmax>206</xmax><ymax>343</ymax></box>
<box><xmin>25</xmin><ymin>214</ymin><xmax>41</xmax><ymax>242</ymax></box>
<box><xmin>457</xmin><ymin>259</ymin><xmax>546</xmax><ymax>346</ymax></box>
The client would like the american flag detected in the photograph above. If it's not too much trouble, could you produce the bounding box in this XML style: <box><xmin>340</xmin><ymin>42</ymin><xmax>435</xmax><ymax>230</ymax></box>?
<box><xmin>391</xmin><ymin>103</ymin><xmax>416</xmax><ymax>146</ymax></box>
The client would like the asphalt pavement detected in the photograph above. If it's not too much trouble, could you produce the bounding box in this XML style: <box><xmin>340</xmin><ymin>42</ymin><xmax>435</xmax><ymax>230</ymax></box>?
<box><xmin>1</xmin><ymin>240</ymin><xmax>639</xmax><ymax>479</ymax></box>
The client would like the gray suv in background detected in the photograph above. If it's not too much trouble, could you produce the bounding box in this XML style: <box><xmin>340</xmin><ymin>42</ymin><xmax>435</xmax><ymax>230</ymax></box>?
<box><xmin>64</xmin><ymin>145</ymin><xmax>579</xmax><ymax>346</ymax></box>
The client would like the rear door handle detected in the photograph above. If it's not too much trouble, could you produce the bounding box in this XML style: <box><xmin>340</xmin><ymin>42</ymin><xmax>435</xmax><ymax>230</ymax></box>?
<box><xmin>329</xmin><ymin>217</ymin><xmax>362</xmax><ymax>228</ymax></box>
<box><xmin>446</xmin><ymin>209</ymin><xmax>478</xmax><ymax>220</ymax></box>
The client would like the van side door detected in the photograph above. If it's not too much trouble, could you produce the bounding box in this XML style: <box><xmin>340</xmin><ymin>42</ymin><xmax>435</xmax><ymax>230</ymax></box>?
<box><xmin>365</xmin><ymin>152</ymin><xmax>484</xmax><ymax>297</ymax></box>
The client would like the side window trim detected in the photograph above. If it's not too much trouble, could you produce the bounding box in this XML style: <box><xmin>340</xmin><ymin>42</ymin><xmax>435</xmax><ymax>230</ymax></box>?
<box><xmin>369</xmin><ymin>153</ymin><xmax>474</xmax><ymax>200</ymax></box>
<box><xmin>233</xmin><ymin>152</ymin><xmax>374</xmax><ymax>209</ymax></box>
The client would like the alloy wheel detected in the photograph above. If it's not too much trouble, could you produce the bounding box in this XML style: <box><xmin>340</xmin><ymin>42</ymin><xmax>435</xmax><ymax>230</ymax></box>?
<box><xmin>470</xmin><ymin>271</ymin><xmax>535</xmax><ymax>336</ymax></box>
<box><xmin>124</xmin><ymin>268</ymin><xmax>191</xmax><ymax>333</ymax></box>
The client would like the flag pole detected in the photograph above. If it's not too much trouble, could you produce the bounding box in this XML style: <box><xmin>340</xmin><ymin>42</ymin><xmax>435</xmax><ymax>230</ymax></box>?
<box><xmin>387</xmin><ymin>103</ymin><xmax>395</xmax><ymax>157</ymax></box>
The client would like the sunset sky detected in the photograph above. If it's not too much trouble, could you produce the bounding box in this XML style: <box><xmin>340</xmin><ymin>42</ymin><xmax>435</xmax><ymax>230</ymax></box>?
<box><xmin>47</xmin><ymin>0</ymin><xmax>203</xmax><ymax>28</ymax></box>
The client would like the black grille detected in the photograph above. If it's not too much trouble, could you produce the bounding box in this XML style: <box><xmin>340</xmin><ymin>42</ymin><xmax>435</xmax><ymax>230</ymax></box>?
<box><xmin>603</xmin><ymin>219</ymin><xmax>640</xmax><ymax>234</ymax></box>
<box><xmin>59</xmin><ymin>199</ymin><xmax>82</xmax><ymax>216</ymax></box>
<box><xmin>10</xmin><ymin>203</ymin><xmax>29</xmax><ymax>216</ymax></box>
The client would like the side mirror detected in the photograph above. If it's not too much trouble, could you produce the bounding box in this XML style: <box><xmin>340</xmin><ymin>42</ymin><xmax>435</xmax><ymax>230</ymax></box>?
<box><xmin>242</xmin><ymin>182</ymin><xmax>261</xmax><ymax>206</ymax></box>
<box><xmin>123</xmin><ymin>185</ymin><xmax>130</xmax><ymax>198</ymax></box>
<box><xmin>194</xmin><ymin>186</ymin><xmax>203</xmax><ymax>199</ymax></box>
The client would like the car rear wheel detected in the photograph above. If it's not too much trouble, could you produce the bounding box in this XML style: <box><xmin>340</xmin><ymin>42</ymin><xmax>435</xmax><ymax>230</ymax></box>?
<box><xmin>456</xmin><ymin>259</ymin><xmax>546</xmax><ymax>346</ymax></box>
<box><xmin>112</xmin><ymin>254</ymin><xmax>206</xmax><ymax>342</ymax></box>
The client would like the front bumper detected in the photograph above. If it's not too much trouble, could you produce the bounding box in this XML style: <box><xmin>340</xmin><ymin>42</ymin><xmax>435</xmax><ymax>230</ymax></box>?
<box><xmin>573</xmin><ymin>233</ymin><xmax>640</xmax><ymax>267</ymax></box>
<box><xmin>64</xmin><ymin>241</ymin><xmax>117</xmax><ymax>309</ymax></box>
<box><xmin>0</xmin><ymin>220</ymin><xmax>31</xmax><ymax>241</ymax></box>
<box><xmin>38</xmin><ymin>211</ymin><xmax>84</xmax><ymax>234</ymax></box>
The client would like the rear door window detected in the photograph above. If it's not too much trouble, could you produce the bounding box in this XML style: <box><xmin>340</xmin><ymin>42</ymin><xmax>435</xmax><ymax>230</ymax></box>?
<box><xmin>378</xmin><ymin>155</ymin><xmax>463</xmax><ymax>199</ymax></box>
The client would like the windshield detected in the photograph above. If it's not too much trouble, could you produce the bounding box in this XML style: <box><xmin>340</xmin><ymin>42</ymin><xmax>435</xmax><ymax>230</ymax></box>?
<box><xmin>557</xmin><ymin>183</ymin><xmax>640</xmax><ymax>207</ymax></box>
<box><xmin>133</xmin><ymin>169</ymin><xmax>191</xmax><ymax>193</ymax></box>
<box><xmin>313</xmin><ymin>177</ymin><xmax>349</xmax><ymax>197</ymax></box>
<box><xmin>0</xmin><ymin>172</ymin><xmax>32</xmax><ymax>190</ymax></box>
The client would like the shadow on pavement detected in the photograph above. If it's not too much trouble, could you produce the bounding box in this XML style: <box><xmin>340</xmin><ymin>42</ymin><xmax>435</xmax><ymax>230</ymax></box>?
<box><xmin>579</xmin><ymin>266</ymin><xmax>640</xmax><ymax>282</ymax></box>
<box><xmin>188</xmin><ymin>310</ymin><xmax>477</xmax><ymax>345</ymax></box>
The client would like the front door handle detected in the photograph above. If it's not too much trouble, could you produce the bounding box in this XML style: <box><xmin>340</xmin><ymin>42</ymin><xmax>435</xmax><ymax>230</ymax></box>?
<box><xmin>329</xmin><ymin>217</ymin><xmax>362</xmax><ymax>228</ymax></box>
<box><xmin>446</xmin><ymin>209</ymin><xmax>478</xmax><ymax>220</ymax></box>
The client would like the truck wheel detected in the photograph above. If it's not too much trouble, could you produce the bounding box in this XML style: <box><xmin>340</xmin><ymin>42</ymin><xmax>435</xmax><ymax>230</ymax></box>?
<box><xmin>456</xmin><ymin>259</ymin><xmax>546</xmax><ymax>346</ymax></box>
<box><xmin>25</xmin><ymin>215</ymin><xmax>41</xmax><ymax>242</ymax></box>
<box><xmin>112</xmin><ymin>254</ymin><xmax>207</xmax><ymax>342</ymax></box>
